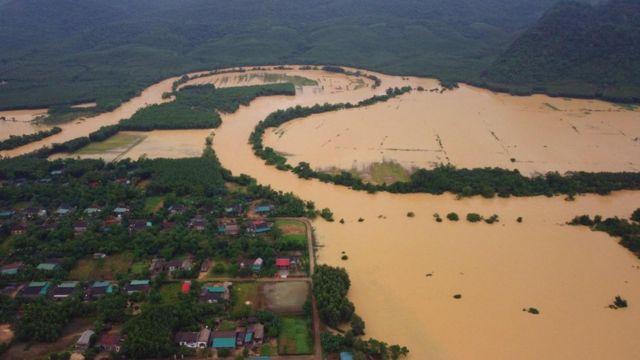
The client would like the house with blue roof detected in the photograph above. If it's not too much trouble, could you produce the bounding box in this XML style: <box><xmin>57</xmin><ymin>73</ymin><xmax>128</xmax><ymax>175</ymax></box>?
<box><xmin>340</xmin><ymin>352</ymin><xmax>354</xmax><ymax>360</ymax></box>
<box><xmin>211</xmin><ymin>330</ymin><xmax>236</xmax><ymax>349</ymax></box>
<box><xmin>19</xmin><ymin>281</ymin><xmax>50</xmax><ymax>298</ymax></box>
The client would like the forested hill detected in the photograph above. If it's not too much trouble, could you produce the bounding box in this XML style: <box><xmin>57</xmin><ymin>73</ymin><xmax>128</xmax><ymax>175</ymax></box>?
<box><xmin>0</xmin><ymin>0</ymin><xmax>558</xmax><ymax>110</ymax></box>
<box><xmin>482</xmin><ymin>0</ymin><xmax>640</xmax><ymax>102</ymax></box>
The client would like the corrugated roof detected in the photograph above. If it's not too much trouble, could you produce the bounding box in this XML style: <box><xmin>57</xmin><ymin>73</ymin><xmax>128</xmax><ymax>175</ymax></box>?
<box><xmin>212</xmin><ymin>337</ymin><xmax>236</xmax><ymax>348</ymax></box>
<box><xmin>130</xmin><ymin>280</ymin><xmax>150</xmax><ymax>285</ymax></box>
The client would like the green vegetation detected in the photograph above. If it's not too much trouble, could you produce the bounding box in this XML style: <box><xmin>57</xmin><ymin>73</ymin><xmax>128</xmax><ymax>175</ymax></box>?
<box><xmin>320</xmin><ymin>208</ymin><xmax>334</xmax><ymax>222</ymax></box>
<box><xmin>69</xmin><ymin>253</ymin><xmax>134</xmax><ymax>281</ymax></box>
<box><xmin>0</xmin><ymin>0</ymin><xmax>560</xmax><ymax>110</ymax></box>
<box><xmin>611</xmin><ymin>296</ymin><xmax>628</xmax><ymax>309</ymax></box>
<box><xmin>275</xmin><ymin>219</ymin><xmax>307</xmax><ymax>247</ymax></box>
<box><xmin>0</xmin><ymin>127</ymin><xmax>61</xmax><ymax>151</ymax></box>
<box><xmin>466</xmin><ymin>213</ymin><xmax>482</xmax><ymax>222</ymax></box>
<box><xmin>526</xmin><ymin>307</ymin><xmax>540</xmax><ymax>315</ymax></box>
<box><xmin>483</xmin><ymin>0</ymin><xmax>640</xmax><ymax>102</ymax></box>
<box><xmin>447</xmin><ymin>212</ymin><xmax>459</xmax><ymax>221</ymax></box>
<box><xmin>278</xmin><ymin>316</ymin><xmax>313</xmax><ymax>355</ymax></box>
<box><xmin>74</xmin><ymin>132</ymin><xmax>144</xmax><ymax>154</ymax></box>
<box><xmin>120</xmin><ymin>83</ymin><xmax>294</xmax><ymax>131</ymax></box>
<box><xmin>568</xmin><ymin>209</ymin><xmax>640</xmax><ymax>257</ymax></box>
<box><xmin>15</xmin><ymin>298</ymin><xmax>80</xmax><ymax>342</ymax></box>
<box><xmin>231</xmin><ymin>283</ymin><xmax>258</xmax><ymax>318</ymax></box>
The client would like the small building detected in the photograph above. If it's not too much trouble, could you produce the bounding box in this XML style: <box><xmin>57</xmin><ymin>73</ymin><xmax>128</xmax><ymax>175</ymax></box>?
<box><xmin>76</xmin><ymin>330</ymin><xmax>95</xmax><ymax>351</ymax></box>
<box><xmin>56</xmin><ymin>205</ymin><xmax>73</xmax><ymax>216</ymax></box>
<box><xmin>189</xmin><ymin>216</ymin><xmax>208</xmax><ymax>231</ymax></box>
<box><xmin>238</xmin><ymin>258</ymin><xmax>262</xmax><ymax>273</ymax></box>
<box><xmin>149</xmin><ymin>258</ymin><xmax>166</xmax><ymax>274</ymax></box>
<box><xmin>97</xmin><ymin>334</ymin><xmax>123</xmax><ymax>353</ymax></box>
<box><xmin>340</xmin><ymin>352</ymin><xmax>354</xmax><ymax>360</ymax></box>
<box><xmin>168</xmin><ymin>204</ymin><xmax>187</xmax><ymax>215</ymax></box>
<box><xmin>200</xmin><ymin>284</ymin><xmax>230</xmax><ymax>304</ymax></box>
<box><xmin>85</xmin><ymin>281</ymin><xmax>113</xmax><ymax>300</ymax></box>
<box><xmin>224</xmin><ymin>204</ymin><xmax>243</xmax><ymax>217</ymax></box>
<box><xmin>1</xmin><ymin>262</ymin><xmax>23</xmax><ymax>276</ymax></box>
<box><xmin>23</xmin><ymin>207</ymin><xmax>46</xmax><ymax>219</ymax></box>
<box><xmin>275</xmin><ymin>258</ymin><xmax>290</xmax><ymax>270</ymax></box>
<box><xmin>19</xmin><ymin>281</ymin><xmax>50</xmax><ymax>298</ymax></box>
<box><xmin>51</xmin><ymin>281</ymin><xmax>79</xmax><ymax>300</ymax></box>
<box><xmin>181</xmin><ymin>280</ymin><xmax>191</xmax><ymax>294</ymax></box>
<box><xmin>50</xmin><ymin>169</ymin><xmax>64</xmax><ymax>176</ymax></box>
<box><xmin>93</xmin><ymin>252</ymin><xmax>107</xmax><ymax>259</ymax></box>
<box><xmin>11</xmin><ymin>223</ymin><xmax>27</xmax><ymax>235</ymax></box>
<box><xmin>37</xmin><ymin>260</ymin><xmax>60</xmax><ymax>272</ymax></box>
<box><xmin>217</xmin><ymin>218</ymin><xmax>240</xmax><ymax>236</ymax></box>
<box><xmin>251</xmin><ymin>323</ymin><xmax>264</xmax><ymax>344</ymax></box>
<box><xmin>74</xmin><ymin>221</ymin><xmax>88</xmax><ymax>234</ymax></box>
<box><xmin>211</xmin><ymin>330</ymin><xmax>237</xmax><ymax>349</ymax></box>
<box><xmin>113</xmin><ymin>207</ymin><xmax>130</xmax><ymax>216</ymax></box>
<box><xmin>250</xmin><ymin>220</ymin><xmax>271</xmax><ymax>234</ymax></box>
<box><xmin>252</xmin><ymin>258</ymin><xmax>263</xmax><ymax>272</ymax></box>
<box><xmin>166</xmin><ymin>258</ymin><xmax>193</xmax><ymax>272</ymax></box>
<box><xmin>124</xmin><ymin>279</ymin><xmax>150</xmax><ymax>294</ymax></box>
<box><xmin>200</xmin><ymin>258</ymin><xmax>211</xmax><ymax>273</ymax></box>
<box><xmin>128</xmin><ymin>219</ymin><xmax>151</xmax><ymax>233</ymax></box>
<box><xmin>175</xmin><ymin>328</ymin><xmax>211</xmax><ymax>349</ymax></box>
<box><xmin>254</xmin><ymin>205</ymin><xmax>272</xmax><ymax>215</ymax></box>
<box><xmin>84</xmin><ymin>206</ymin><xmax>101</xmax><ymax>215</ymax></box>
<box><xmin>0</xmin><ymin>210</ymin><xmax>15</xmax><ymax>219</ymax></box>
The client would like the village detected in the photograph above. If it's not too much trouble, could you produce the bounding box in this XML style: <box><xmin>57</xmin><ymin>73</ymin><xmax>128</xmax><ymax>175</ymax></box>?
<box><xmin>0</xmin><ymin>158</ymin><xmax>330</xmax><ymax>360</ymax></box>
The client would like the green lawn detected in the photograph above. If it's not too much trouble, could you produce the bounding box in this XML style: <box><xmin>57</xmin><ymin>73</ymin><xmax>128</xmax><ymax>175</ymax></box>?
<box><xmin>74</xmin><ymin>133</ymin><xmax>145</xmax><ymax>154</ymax></box>
<box><xmin>360</xmin><ymin>161</ymin><xmax>411</xmax><ymax>184</ymax></box>
<box><xmin>275</xmin><ymin>219</ymin><xmax>308</xmax><ymax>247</ymax></box>
<box><xmin>144</xmin><ymin>196</ymin><xmax>164</xmax><ymax>213</ymax></box>
<box><xmin>157</xmin><ymin>283</ymin><xmax>182</xmax><ymax>303</ymax></box>
<box><xmin>278</xmin><ymin>316</ymin><xmax>313</xmax><ymax>355</ymax></box>
<box><xmin>130</xmin><ymin>261</ymin><xmax>148</xmax><ymax>276</ymax></box>
<box><xmin>68</xmin><ymin>253</ymin><xmax>133</xmax><ymax>281</ymax></box>
<box><xmin>231</xmin><ymin>282</ymin><xmax>258</xmax><ymax>317</ymax></box>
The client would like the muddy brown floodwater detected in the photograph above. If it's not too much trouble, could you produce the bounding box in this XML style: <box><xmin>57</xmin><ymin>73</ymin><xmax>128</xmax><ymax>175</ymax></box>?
<box><xmin>3</xmin><ymin>66</ymin><xmax>640</xmax><ymax>359</ymax></box>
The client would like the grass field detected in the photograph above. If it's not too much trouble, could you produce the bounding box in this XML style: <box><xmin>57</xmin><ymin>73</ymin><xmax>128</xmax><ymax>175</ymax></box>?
<box><xmin>130</xmin><ymin>261</ymin><xmax>148</xmax><ymax>276</ymax></box>
<box><xmin>358</xmin><ymin>161</ymin><xmax>411</xmax><ymax>184</ymax></box>
<box><xmin>278</xmin><ymin>316</ymin><xmax>313</xmax><ymax>355</ymax></box>
<box><xmin>232</xmin><ymin>283</ymin><xmax>259</xmax><ymax>317</ymax></box>
<box><xmin>68</xmin><ymin>253</ymin><xmax>133</xmax><ymax>281</ymax></box>
<box><xmin>144</xmin><ymin>196</ymin><xmax>164</xmax><ymax>213</ymax></box>
<box><xmin>158</xmin><ymin>283</ymin><xmax>182</xmax><ymax>303</ymax></box>
<box><xmin>275</xmin><ymin>219</ymin><xmax>307</xmax><ymax>246</ymax></box>
<box><xmin>74</xmin><ymin>133</ymin><xmax>145</xmax><ymax>154</ymax></box>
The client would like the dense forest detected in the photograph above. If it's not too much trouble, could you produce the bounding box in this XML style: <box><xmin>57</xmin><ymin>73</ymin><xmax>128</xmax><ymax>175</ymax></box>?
<box><xmin>483</xmin><ymin>0</ymin><xmax>640</xmax><ymax>102</ymax></box>
<box><xmin>568</xmin><ymin>209</ymin><xmax>640</xmax><ymax>257</ymax></box>
<box><xmin>0</xmin><ymin>127</ymin><xmax>61</xmax><ymax>150</ymax></box>
<box><xmin>0</xmin><ymin>0</ymin><xmax>562</xmax><ymax>109</ymax></box>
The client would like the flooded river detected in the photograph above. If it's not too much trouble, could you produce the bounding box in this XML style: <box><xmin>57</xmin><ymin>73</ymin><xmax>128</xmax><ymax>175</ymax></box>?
<box><xmin>4</xmin><ymin>66</ymin><xmax>640</xmax><ymax>359</ymax></box>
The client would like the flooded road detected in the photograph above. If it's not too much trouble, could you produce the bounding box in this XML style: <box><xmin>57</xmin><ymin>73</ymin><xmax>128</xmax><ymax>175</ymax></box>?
<box><xmin>4</xmin><ymin>66</ymin><xmax>640</xmax><ymax>359</ymax></box>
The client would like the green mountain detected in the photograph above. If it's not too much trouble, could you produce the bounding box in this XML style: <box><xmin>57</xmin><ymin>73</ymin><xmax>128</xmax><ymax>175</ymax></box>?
<box><xmin>0</xmin><ymin>0</ymin><xmax>557</xmax><ymax>109</ymax></box>
<box><xmin>483</xmin><ymin>0</ymin><xmax>640</xmax><ymax>101</ymax></box>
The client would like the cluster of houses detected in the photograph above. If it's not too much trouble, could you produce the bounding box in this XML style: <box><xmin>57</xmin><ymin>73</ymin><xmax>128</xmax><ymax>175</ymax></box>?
<box><xmin>175</xmin><ymin>321</ymin><xmax>265</xmax><ymax>350</ymax></box>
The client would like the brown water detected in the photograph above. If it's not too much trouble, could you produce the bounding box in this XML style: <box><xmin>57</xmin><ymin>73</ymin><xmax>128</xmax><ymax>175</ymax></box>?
<box><xmin>0</xmin><ymin>108</ymin><xmax>49</xmax><ymax>141</ymax></box>
<box><xmin>264</xmin><ymin>84</ymin><xmax>640</xmax><ymax>175</ymax></box>
<box><xmin>4</xmin><ymin>67</ymin><xmax>640</xmax><ymax>359</ymax></box>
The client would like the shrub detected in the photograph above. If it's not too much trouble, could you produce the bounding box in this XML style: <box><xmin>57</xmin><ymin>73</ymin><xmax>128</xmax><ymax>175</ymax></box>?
<box><xmin>612</xmin><ymin>296</ymin><xmax>628</xmax><ymax>309</ymax></box>
<box><xmin>484</xmin><ymin>214</ymin><xmax>499</xmax><ymax>224</ymax></box>
<box><xmin>466</xmin><ymin>213</ymin><xmax>482</xmax><ymax>222</ymax></box>
<box><xmin>446</xmin><ymin>212</ymin><xmax>459</xmax><ymax>221</ymax></box>
<box><xmin>517</xmin><ymin>217</ymin><xmax>523</xmax><ymax>223</ymax></box>
<box><xmin>320</xmin><ymin>208</ymin><xmax>334</xmax><ymax>222</ymax></box>
<box><xmin>407</xmin><ymin>211</ymin><xmax>415</xmax><ymax>218</ymax></box>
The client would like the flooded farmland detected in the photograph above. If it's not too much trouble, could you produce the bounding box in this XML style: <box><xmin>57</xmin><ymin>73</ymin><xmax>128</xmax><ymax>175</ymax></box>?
<box><xmin>4</xmin><ymin>66</ymin><xmax>640</xmax><ymax>359</ymax></box>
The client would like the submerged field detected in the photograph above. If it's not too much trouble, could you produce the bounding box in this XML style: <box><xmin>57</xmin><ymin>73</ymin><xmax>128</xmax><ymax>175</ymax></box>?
<box><xmin>3</xmin><ymin>66</ymin><xmax>640</xmax><ymax>359</ymax></box>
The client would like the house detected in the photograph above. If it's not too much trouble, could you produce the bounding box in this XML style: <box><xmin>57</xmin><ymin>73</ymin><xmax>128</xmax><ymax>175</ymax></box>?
<box><xmin>103</xmin><ymin>216</ymin><xmax>121</xmax><ymax>226</ymax></box>
<box><xmin>56</xmin><ymin>205</ymin><xmax>73</xmax><ymax>215</ymax></box>
<box><xmin>128</xmin><ymin>219</ymin><xmax>151</xmax><ymax>233</ymax></box>
<box><xmin>251</xmin><ymin>323</ymin><xmax>264</xmax><ymax>344</ymax></box>
<box><xmin>1</xmin><ymin>262</ymin><xmax>23</xmax><ymax>276</ymax></box>
<box><xmin>238</xmin><ymin>258</ymin><xmax>262</xmax><ymax>273</ymax></box>
<box><xmin>175</xmin><ymin>328</ymin><xmax>211</xmax><ymax>348</ymax></box>
<box><xmin>76</xmin><ymin>330</ymin><xmax>95</xmax><ymax>351</ymax></box>
<box><xmin>188</xmin><ymin>216</ymin><xmax>208</xmax><ymax>231</ymax></box>
<box><xmin>11</xmin><ymin>223</ymin><xmax>27</xmax><ymax>235</ymax></box>
<box><xmin>254</xmin><ymin>205</ymin><xmax>272</xmax><ymax>215</ymax></box>
<box><xmin>0</xmin><ymin>210</ymin><xmax>15</xmax><ymax>219</ymax></box>
<box><xmin>23</xmin><ymin>207</ymin><xmax>46</xmax><ymax>219</ymax></box>
<box><xmin>168</xmin><ymin>204</ymin><xmax>187</xmax><ymax>215</ymax></box>
<box><xmin>93</xmin><ymin>252</ymin><xmax>107</xmax><ymax>259</ymax></box>
<box><xmin>85</xmin><ymin>281</ymin><xmax>113</xmax><ymax>300</ymax></box>
<box><xmin>19</xmin><ymin>281</ymin><xmax>50</xmax><ymax>298</ymax></box>
<box><xmin>113</xmin><ymin>207</ymin><xmax>129</xmax><ymax>216</ymax></box>
<box><xmin>37</xmin><ymin>260</ymin><xmax>61</xmax><ymax>272</ymax></box>
<box><xmin>97</xmin><ymin>334</ymin><xmax>123</xmax><ymax>352</ymax></box>
<box><xmin>200</xmin><ymin>283</ymin><xmax>231</xmax><ymax>304</ymax></box>
<box><xmin>74</xmin><ymin>221</ymin><xmax>88</xmax><ymax>233</ymax></box>
<box><xmin>211</xmin><ymin>330</ymin><xmax>237</xmax><ymax>349</ymax></box>
<box><xmin>124</xmin><ymin>279</ymin><xmax>150</xmax><ymax>294</ymax></box>
<box><xmin>217</xmin><ymin>218</ymin><xmax>240</xmax><ymax>236</ymax></box>
<box><xmin>250</xmin><ymin>220</ymin><xmax>271</xmax><ymax>234</ymax></box>
<box><xmin>224</xmin><ymin>204</ymin><xmax>243</xmax><ymax>217</ymax></box>
<box><xmin>181</xmin><ymin>280</ymin><xmax>191</xmax><ymax>294</ymax></box>
<box><xmin>340</xmin><ymin>352</ymin><xmax>354</xmax><ymax>360</ymax></box>
<box><xmin>51</xmin><ymin>281</ymin><xmax>79</xmax><ymax>300</ymax></box>
<box><xmin>50</xmin><ymin>169</ymin><xmax>64</xmax><ymax>176</ymax></box>
<box><xmin>84</xmin><ymin>206</ymin><xmax>101</xmax><ymax>215</ymax></box>
<box><xmin>166</xmin><ymin>258</ymin><xmax>193</xmax><ymax>272</ymax></box>
<box><xmin>275</xmin><ymin>258</ymin><xmax>290</xmax><ymax>270</ymax></box>
<box><xmin>200</xmin><ymin>258</ymin><xmax>211</xmax><ymax>273</ymax></box>
<box><xmin>149</xmin><ymin>258</ymin><xmax>166</xmax><ymax>274</ymax></box>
